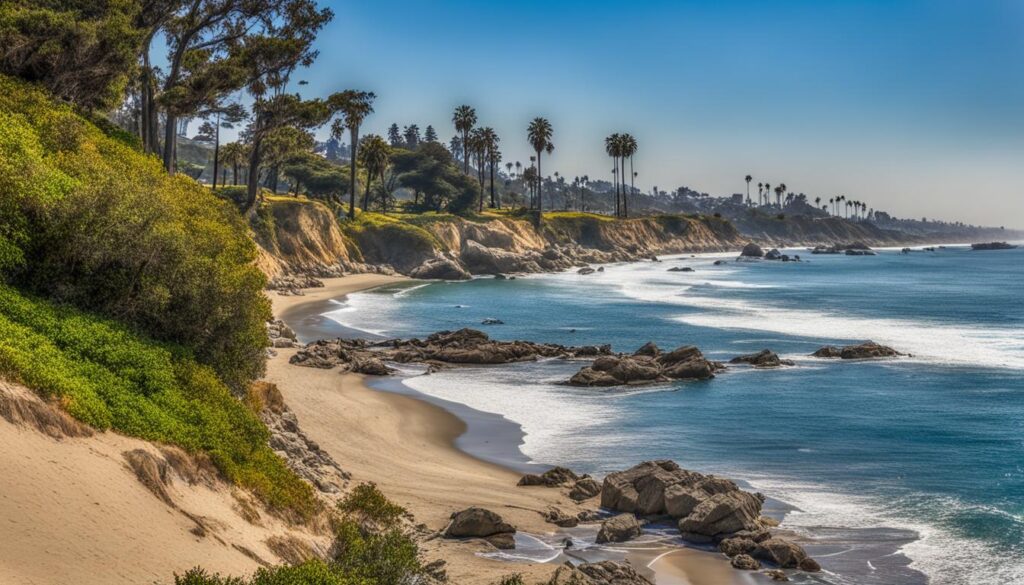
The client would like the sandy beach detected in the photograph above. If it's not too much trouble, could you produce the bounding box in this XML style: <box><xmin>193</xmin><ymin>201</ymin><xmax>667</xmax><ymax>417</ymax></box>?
<box><xmin>266</xmin><ymin>276</ymin><xmax>746</xmax><ymax>585</ymax></box>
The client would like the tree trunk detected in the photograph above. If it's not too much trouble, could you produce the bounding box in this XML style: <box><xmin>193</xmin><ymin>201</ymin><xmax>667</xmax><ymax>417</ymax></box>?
<box><xmin>489</xmin><ymin>162</ymin><xmax>496</xmax><ymax>209</ymax></box>
<box><xmin>462</xmin><ymin>131</ymin><xmax>469</xmax><ymax>174</ymax></box>
<box><xmin>626</xmin><ymin>156</ymin><xmax>633</xmax><ymax>218</ymax></box>
<box><xmin>163</xmin><ymin>111</ymin><xmax>177</xmax><ymax>174</ymax></box>
<box><xmin>536</xmin><ymin>151</ymin><xmax>543</xmax><ymax>212</ymax></box>
<box><xmin>349</xmin><ymin>126</ymin><xmax>359</xmax><ymax>218</ymax></box>
<box><xmin>243</xmin><ymin>138</ymin><xmax>263</xmax><ymax>214</ymax></box>
<box><xmin>211</xmin><ymin>114</ymin><xmax>220</xmax><ymax>190</ymax></box>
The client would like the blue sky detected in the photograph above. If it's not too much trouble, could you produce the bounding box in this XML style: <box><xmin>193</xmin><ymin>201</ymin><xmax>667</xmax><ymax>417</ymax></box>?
<box><xmin>296</xmin><ymin>0</ymin><xmax>1023</xmax><ymax>226</ymax></box>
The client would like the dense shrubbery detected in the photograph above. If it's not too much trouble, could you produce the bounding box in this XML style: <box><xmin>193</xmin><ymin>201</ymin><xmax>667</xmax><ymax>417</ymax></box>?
<box><xmin>174</xmin><ymin>561</ymin><xmax>370</xmax><ymax>585</ymax></box>
<box><xmin>0</xmin><ymin>284</ymin><xmax>316</xmax><ymax>517</ymax></box>
<box><xmin>0</xmin><ymin>75</ymin><xmax>270</xmax><ymax>390</ymax></box>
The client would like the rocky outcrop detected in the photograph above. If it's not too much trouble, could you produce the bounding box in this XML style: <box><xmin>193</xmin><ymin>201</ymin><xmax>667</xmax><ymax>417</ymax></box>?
<box><xmin>290</xmin><ymin>329</ymin><xmax>612</xmax><ymax>372</ymax></box>
<box><xmin>677</xmin><ymin>491</ymin><xmax>764</xmax><ymax>540</ymax></box>
<box><xmin>547</xmin><ymin>561</ymin><xmax>654</xmax><ymax>585</ymax></box>
<box><xmin>731</xmin><ymin>554</ymin><xmax>761</xmax><ymax>570</ymax></box>
<box><xmin>569</xmin><ymin>344</ymin><xmax>723</xmax><ymax>387</ymax></box>
<box><xmin>971</xmin><ymin>242</ymin><xmax>1017</xmax><ymax>250</ymax></box>
<box><xmin>812</xmin><ymin>341</ymin><xmax>904</xmax><ymax>359</ymax></box>
<box><xmin>752</xmin><ymin>538</ymin><xmax>818</xmax><ymax>571</ymax></box>
<box><xmin>518</xmin><ymin>466</ymin><xmax>580</xmax><ymax>487</ymax></box>
<box><xmin>443</xmin><ymin>507</ymin><xmax>516</xmax><ymax>550</ymax></box>
<box><xmin>729</xmin><ymin>350</ymin><xmax>794</xmax><ymax>368</ymax></box>
<box><xmin>596</xmin><ymin>513</ymin><xmax>642</xmax><ymax>544</ymax></box>
<box><xmin>569</xmin><ymin>477</ymin><xmax>602</xmax><ymax>502</ymax></box>
<box><xmin>408</xmin><ymin>257</ymin><xmax>472</xmax><ymax>280</ymax></box>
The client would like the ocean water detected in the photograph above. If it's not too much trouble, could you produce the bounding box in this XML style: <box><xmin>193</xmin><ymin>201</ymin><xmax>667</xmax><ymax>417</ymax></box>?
<box><xmin>325</xmin><ymin>245</ymin><xmax>1024</xmax><ymax>585</ymax></box>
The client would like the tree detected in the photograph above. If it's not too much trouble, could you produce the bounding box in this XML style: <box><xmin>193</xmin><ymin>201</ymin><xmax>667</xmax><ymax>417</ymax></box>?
<box><xmin>605</xmin><ymin>133</ymin><xmax>624</xmax><ymax>217</ymax></box>
<box><xmin>359</xmin><ymin>134</ymin><xmax>391</xmax><ymax>210</ymax></box>
<box><xmin>467</xmin><ymin>128</ymin><xmax>486</xmax><ymax>211</ymax></box>
<box><xmin>621</xmin><ymin>134</ymin><xmax>637</xmax><ymax>218</ymax></box>
<box><xmin>260</xmin><ymin>126</ymin><xmax>315</xmax><ymax>193</ymax></box>
<box><xmin>452</xmin><ymin>105</ymin><xmax>476</xmax><ymax>175</ymax></box>
<box><xmin>402</xmin><ymin>124</ymin><xmax>420</xmax><ymax>149</ymax></box>
<box><xmin>423</xmin><ymin>125</ymin><xmax>438</xmax><ymax>143</ymax></box>
<box><xmin>527</xmin><ymin>117</ymin><xmax>553</xmax><ymax>211</ymax></box>
<box><xmin>480</xmin><ymin>128</ymin><xmax>500</xmax><ymax>209</ymax></box>
<box><xmin>331</xmin><ymin>90</ymin><xmax>376</xmax><ymax>219</ymax></box>
<box><xmin>448</xmin><ymin>135</ymin><xmax>463</xmax><ymax>163</ymax></box>
<box><xmin>195</xmin><ymin>102</ymin><xmax>246</xmax><ymax>189</ymax></box>
<box><xmin>387</xmin><ymin>123</ymin><xmax>402</xmax><ymax>147</ymax></box>
<box><xmin>745</xmin><ymin>175</ymin><xmax>753</xmax><ymax>206</ymax></box>
<box><xmin>0</xmin><ymin>1</ymin><xmax>144</xmax><ymax>111</ymax></box>
<box><xmin>219</xmin><ymin>141</ymin><xmax>248</xmax><ymax>185</ymax></box>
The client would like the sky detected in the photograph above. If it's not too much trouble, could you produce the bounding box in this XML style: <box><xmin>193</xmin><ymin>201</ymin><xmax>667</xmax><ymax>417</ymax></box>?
<box><xmin>294</xmin><ymin>0</ymin><xmax>1024</xmax><ymax>227</ymax></box>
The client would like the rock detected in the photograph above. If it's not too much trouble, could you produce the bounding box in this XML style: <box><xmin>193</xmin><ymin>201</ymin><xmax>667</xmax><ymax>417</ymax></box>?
<box><xmin>655</xmin><ymin>345</ymin><xmax>721</xmax><ymax>380</ymax></box>
<box><xmin>596</xmin><ymin>513</ymin><xmax>642</xmax><ymax>544</ymax></box>
<box><xmin>409</xmin><ymin>257</ymin><xmax>471</xmax><ymax>280</ymax></box>
<box><xmin>601</xmin><ymin>461</ymin><xmax>701</xmax><ymax>515</ymax></box>
<box><xmin>349</xmin><ymin>356</ymin><xmax>393</xmax><ymax>376</ymax></box>
<box><xmin>443</xmin><ymin>507</ymin><xmax>516</xmax><ymax>548</ymax></box>
<box><xmin>845</xmin><ymin>249</ymin><xmax>876</xmax><ymax>256</ymax></box>
<box><xmin>752</xmin><ymin>537</ymin><xmax>809</xmax><ymax>569</ymax></box>
<box><xmin>714</xmin><ymin>260</ymin><xmax>727</xmax><ymax>265</ymax></box>
<box><xmin>481</xmin><ymin>318</ymin><xmax>505</xmax><ymax>325</ymax></box>
<box><xmin>764</xmin><ymin>249</ymin><xmax>782</xmax><ymax>261</ymax></box>
<box><xmin>764</xmin><ymin>569</ymin><xmax>789</xmax><ymax>581</ymax></box>
<box><xmin>729</xmin><ymin>349</ymin><xmax>795</xmax><ymax>368</ymax></box>
<box><xmin>740</xmin><ymin>243</ymin><xmax>764</xmax><ymax>258</ymax></box>
<box><xmin>811</xmin><ymin>341</ymin><xmax>903</xmax><ymax>359</ymax></box>
<box><xmin>677</xmin><ymin>491</ymin><xmax>764</xmax><ymax>539</ymax></box>
<box><xmin>543</xmin><ymin>508</ymin><xmax>579</xmax><ymax>528</ymax></box>
<box><xmin>569</xmin><ymin>477</ymin><xmax>602</xmax><ymax>501</ymax></box>
<box><xmin>667</xmin><ymin>266</ymin><xmax>694</xmax><ymax>272</ymax></box>
<box><xmin>518</xmin><ymin>466</ymin><xmax>580</xmax><ymax>487</ymax></box>
<box><xmin>718</xmin><ymin>537</ymin><xmax>758</xmax><ymax>557</ymax></box>
<box><xmin>731</xmin><ymin>554</ymin><xmax>761</xmax><ymax>570</ymax></box>
<box><xmin>971</xmin><ymin>242</ymin><xmax>1017</xmax><ymax>250</ymax></box>
<box><xmin>633</xmin><ymin>342</ymin><xmax>661</xmax><ymax>357</ymax></box>
<box><xmin>597</xmin><ymin>266</ymin><xmax>605</xmax><ymax>272</ymax></box>
<box><xmin>578</xmin><ymin>267</ymin><xmax>596</xmax><ymax>275</ymax></box>
<box><xmin>547</xmin><ymin>561</ymin><xmax>653</xmax><ymax>585</ymax></box>
<box><xmin>800</xmin><ymin>557</ymin><xmax>822</xmax><ymax>572</ymax></box>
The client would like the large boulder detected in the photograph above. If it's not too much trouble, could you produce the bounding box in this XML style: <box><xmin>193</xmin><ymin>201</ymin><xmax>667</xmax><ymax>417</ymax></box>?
<box><xmin>601</xmin><ymin>461</ymin><xmax>701</xmax><ymax>515</ymax></box>
<box><xmin>812</xmin><ymin>341</ymin><xmax>902</xmax><ymax>359</ymax></box>
<box><xmin>729</xmin><ymin>349</ymin><xmax>794</xmax><ymax>368</ymax></box>
<box><xmin>547</xmin><ymin>561</ymin><xmax>653</xmax><ymax>585</ymax></box>
<box><xmin>677</xmin><ymin>491</ymin><xmax>764</xmax><ymax>539</ymax></box>
<box><xmin>655</xmin><ymin>345</ymin><xmax>721</xmax><ymax>379</ymax></box>
<box><xmin>731</xmin><ymin>554</ymin><xmax>761</xmax><ymax>570</ymax></box>
<box><xmin>752</xmin><ymin>537</ymin><xmax>814</xmax><ymax>570</ymax></box>
<box><xmin>740</xmin><ymin>243</ymin><xmax>765</xmax><ymax>258</ymax></box>
<box><xmin>443</xmin><ymin>507</ymin><xmax>516</xmax><ymax>549</ymax></box>
<box><xmin>596</xmin><ymin>513</ymin><xmax>642</xmax><ymax>544</ymax></box>
<box><xmin>409</xmin><ymin>257</ymin><xmax>471</xmax><ymax>280</ymax></box>
<box><xmin>633</xmin><ymin>342</ymin><xmax>661</xmax><ymax>357</ymax></box>
<box><xmin>568</xmin><ymin>356</ymin><xmax>663</xmax><ymax>387</ymax></box>
<box><xmin>718</xmin><ymin>537</ymin><xmax>758</xmax><ymax>557</ymax></box>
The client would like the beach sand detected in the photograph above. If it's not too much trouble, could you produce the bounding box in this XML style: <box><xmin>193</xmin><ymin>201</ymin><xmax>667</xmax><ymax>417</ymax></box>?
<box><xmin>266</xmin><ymin>275</ymin><xmax>747</xmax><ymax>585</ymax></box>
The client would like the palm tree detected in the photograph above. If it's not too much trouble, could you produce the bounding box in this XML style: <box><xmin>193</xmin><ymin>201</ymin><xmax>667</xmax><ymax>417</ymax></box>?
<box><xmin>358</xmin><ymin>135</ymin><xmax>390</xmax><ymax>211</ymax></box>
<box><xmin>605</xmin><ymin>134</ymin><xmax>623</xmax><ymax>217</ymax></box>
<box><xmin>757</xmin><ymin>182</ymin><xmax>763</xmax><ymax>206</ymax></box>
<box><xmin>331</xmin><ymin>90</ymin><xmax>376</xmax><ymax>219</ymax></box>
<box><xmin>452</xmin><ymin>105</ymin><xmax>477</xmax><ymax>175</ymax></box>
<box><xmin>467</xmin><ymin>128</ymin><xmax>486</xmax><ymax>211</ymax></box>
<box><xmin>505</xmin><ymin>162</ymin><xmax>513</xmax><ymax>177</ymax></box>
<box><xmin>621</xmin><ymin>134</ymin><xmax>637</xmax><ymax>218</ymax></box>
<box><xmin>479</xmin><ymin>127</ymin><xmax>500</xmax><ymax>209</ymax></box>
<box><xmin>745</xmin><ymin>175</ymin><xmax>753</xmax><ymax>206</ymax></box>
<box><xmin>763</xmin><ymin>184</ymin><xmax>771</xmax><ymax>207</ymax></box>
<box><xmin>515</xmin><ymin>160</ymin><xmax>522</xmax><ymax>179</ymax></box>
<box><xmin>527</xmin><ymin>117</ymin><xmax>553</xmax><ymax>211</ymax></box>
<box><xmin>815</xmin><ymin>196</ymin><xmax>821</xmax><ymax>209</ymax></box>
<box><xmin>219</xmin><ymin>141</ymin><xmax>247</xmax><ymax>186</ymax></box>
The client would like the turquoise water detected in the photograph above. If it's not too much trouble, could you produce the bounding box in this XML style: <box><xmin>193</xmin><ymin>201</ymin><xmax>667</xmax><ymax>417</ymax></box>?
<box><xmin>328</xmin><ymin>245</ymin><xmax>1024</xmax><ymax>584</ymax></box>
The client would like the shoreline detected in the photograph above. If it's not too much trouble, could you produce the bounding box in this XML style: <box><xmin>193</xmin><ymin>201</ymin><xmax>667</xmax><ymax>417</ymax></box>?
<box><xmin>266</xmin><ymin>275</ymin><xmax>747</xmax><ymax>585</ymax></box>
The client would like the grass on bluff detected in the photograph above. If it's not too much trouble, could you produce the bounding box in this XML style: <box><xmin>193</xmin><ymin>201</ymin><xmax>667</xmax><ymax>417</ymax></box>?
<box><xmin>0</xmin><ymin>284</ymin><xmax>317</xmax><ymax>519</ymax></box>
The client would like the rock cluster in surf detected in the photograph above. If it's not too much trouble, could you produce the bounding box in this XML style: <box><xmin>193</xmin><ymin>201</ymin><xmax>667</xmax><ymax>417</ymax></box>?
<box><xmin>811</xmin><ymin>341</ymin><xmax>904</xmax><ymax>359</ymax></box>
<box><xmin>567</xmin><ymin>342</ymin><xmax>724</xmax><ymax>386</ymax></box>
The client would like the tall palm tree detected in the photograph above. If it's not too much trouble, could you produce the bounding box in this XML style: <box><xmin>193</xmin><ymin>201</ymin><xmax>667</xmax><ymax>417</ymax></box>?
<box><xmin>332</xmin><ymin>90</ymin><xmax>376</xmax><ymax>219</ymax></box>
<box><xmin>621</xmin><ymin>134</ymin><xmax>637</xmax><ymax>218</ymax></box>
<box><xmin>745</xmin><ymin>175</ymin><xmax>753</xmax><ymax>206</ymax></box>
<box><xmin>605</xmin><ymin>134</ymin><xmax>623</xmax><ymax>217</ymax></box>
<box><xmin>359</xmin><ymin>134</ymin><xmax>390</xmax><ymax>211</ymax></box>
<box><xmin>815</xmin><ymin>196</ymin><xmax>821</xmax><ymax>209</ymax></box>
<box><xmin>452</xmin><ymin>105</ymin><xmax>477</xmax><ymax>175</ymax></box>
<box><xmin>479</xmin><ymin>127</ymin><xmax>500</xmax><ymax>209</ymax></box>
<box><xmin>527</xmin><ymin>117</ymin><xmax>553</xmax><ymax>211</ymax></box>
<box><xmin>763</xmin><ymin>184</ymin><xmax>771</xmax><ymax>207</ymax></box>
<box><xmin>219</xmin><ymin>142</ymin><xmax>247</xmax><ymax>186</ymax></box>
<box><xmin>757</xmin><ymin>182</ymin><xmax>763</xmax><ymax>206</ymax></box>
<box><xmin>505</xmin><ymin>162</ymin><xmax>513</xmax><ymax>177</ymax></box>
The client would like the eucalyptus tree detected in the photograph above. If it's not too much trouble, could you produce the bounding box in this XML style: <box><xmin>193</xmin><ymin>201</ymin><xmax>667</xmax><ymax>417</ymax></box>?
<box><xmin>452</xmin><ymin>105</ymin><xmax>477</xmax><ymax>174</ymax></box>
<box><xmin>527</xmin><ymin>118</ymin><xmax>554</xmax><ymax>211</ymax></box>
<box><xmin>331</xmin><ymin>90</ymin><xmax>376</xmax><ymax>218</ymax></box>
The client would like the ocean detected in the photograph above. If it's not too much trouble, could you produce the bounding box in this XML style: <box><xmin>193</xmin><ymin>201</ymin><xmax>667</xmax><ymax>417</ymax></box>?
<box><xmin>319</xmin><ymin>245</ymin><xmax>1024</xmax><ymax>585</ymax></box>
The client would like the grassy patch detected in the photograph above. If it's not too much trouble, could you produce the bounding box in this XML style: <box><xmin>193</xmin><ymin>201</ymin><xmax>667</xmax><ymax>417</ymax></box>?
<box><xmin>0</xmin><ymin>285</ymin><xmax>317</xmax><ymax>519</ymax></box>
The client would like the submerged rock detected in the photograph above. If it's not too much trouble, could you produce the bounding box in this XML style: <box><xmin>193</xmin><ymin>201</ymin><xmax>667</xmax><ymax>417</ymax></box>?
<box><xmin>729</xmin><ymin>349</ymin><xmax>795</xmax><ymax>368</ymax></box>
<box><xmin>481</xmin><ymin>318</ymin><xmax>505</xmax><ymax>325</ymax></box>
<box><xmin>667</xmin><ymin>266</ymin><xmax>695</xmax><ymax>272</ymax></box>
<box><xmin>811</xmin><ymin>341</ymin><xmax>903</xmax><ymax>359</ymax></box>
<box><xmin>578</xmin><ymin>266</ymin><xmax>597</xmax><ymax>275</ymax></box>
<box><xmin>971</xmin><ymin>242</ymin><xmax>1017</xmax><ymax>250</ymax></box>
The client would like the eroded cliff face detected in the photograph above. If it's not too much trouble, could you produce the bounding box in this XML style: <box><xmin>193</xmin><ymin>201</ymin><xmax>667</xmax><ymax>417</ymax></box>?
<box><xmin>254</xmin><ymin>200</ymin><xmax>358</xmax><ymax>280</ymax></box>
<box><xmin>728</xmin><ymin>213</ymin><xmax>911</xmax><ymax>247</ymax></box>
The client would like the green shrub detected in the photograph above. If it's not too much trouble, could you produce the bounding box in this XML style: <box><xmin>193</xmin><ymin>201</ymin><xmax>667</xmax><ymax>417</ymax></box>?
<box><xmin>333</xmin><ymin>520</ymin><xmax>421</xmax><ymax>585</ymax></box>
<box><xmin>495</xmin><ymin>576</ymin><xmax>526</xmax><ymax>585</ymax></box>
<box><xmin>174</xmin><ymin>561</ymin><xmax>372</xmax><ymax>585</ymax></box>
<box><xmin>338</xmin><ymin>483</ymin><xmax>407</xmax><ymax>527</ymax></box>
<box><xmin>0</xmin><ymin>285</ymin><xmax>317</xmax><ymax>518</ymax></box>
<box><xmin>0</xmin><ymin>74</ymin><xmax>269</xmax><ymax>390</ymax></box>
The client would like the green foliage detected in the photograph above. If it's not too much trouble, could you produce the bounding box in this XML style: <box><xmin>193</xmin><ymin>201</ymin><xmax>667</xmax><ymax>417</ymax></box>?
<box><xmin>0</xmin><ymin>0</ymin><xmax>143</xmax><ymax>110</ymax></box>
<box><xmin>0</xmin><ymin>285</ymin><xmax>317</xmax><ymax>517</ymax></box>
<box><xmin>342</xmin><ymin>212</ymin><xmax>442</xmax><ymax>256</ymax></box>
<box><xmin>0</xmin><ymin>75</ymin><xmax>270</xmax><ymax>390</ymax></box>
<box><xmin>338</xmin><ymin>483</ymin><xmax>407</xmax><ymax>527</ymax></box>
<box><xmin>333</xmin><ymin>521</ymin><xmax>421</xmax><ymax>585</ymax></box>
<box><xmin>495</xmin><ymin>576</ymin><xmax>526</xmax><ymax>585</ymax></box>
<box><xmin>174</xmin><ymin>561</ymin><xmax>371</xmax><ymax>585</ymax></box>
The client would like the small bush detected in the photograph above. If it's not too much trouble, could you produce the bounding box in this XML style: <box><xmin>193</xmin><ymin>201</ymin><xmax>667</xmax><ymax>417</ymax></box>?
<box><xmin>333</xmin><ymin>520</ymin><xmax>421</xmax><ymax>585</ymax></box>
<box><xmin>174</xmin><ymin>561</ymin><xmax>371</xmax><ymax>585</ymax></box>
<box><xmin>338</xmin><ymin>483</ymin><xmax>407</xmax><ymax>527</ymax></box>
